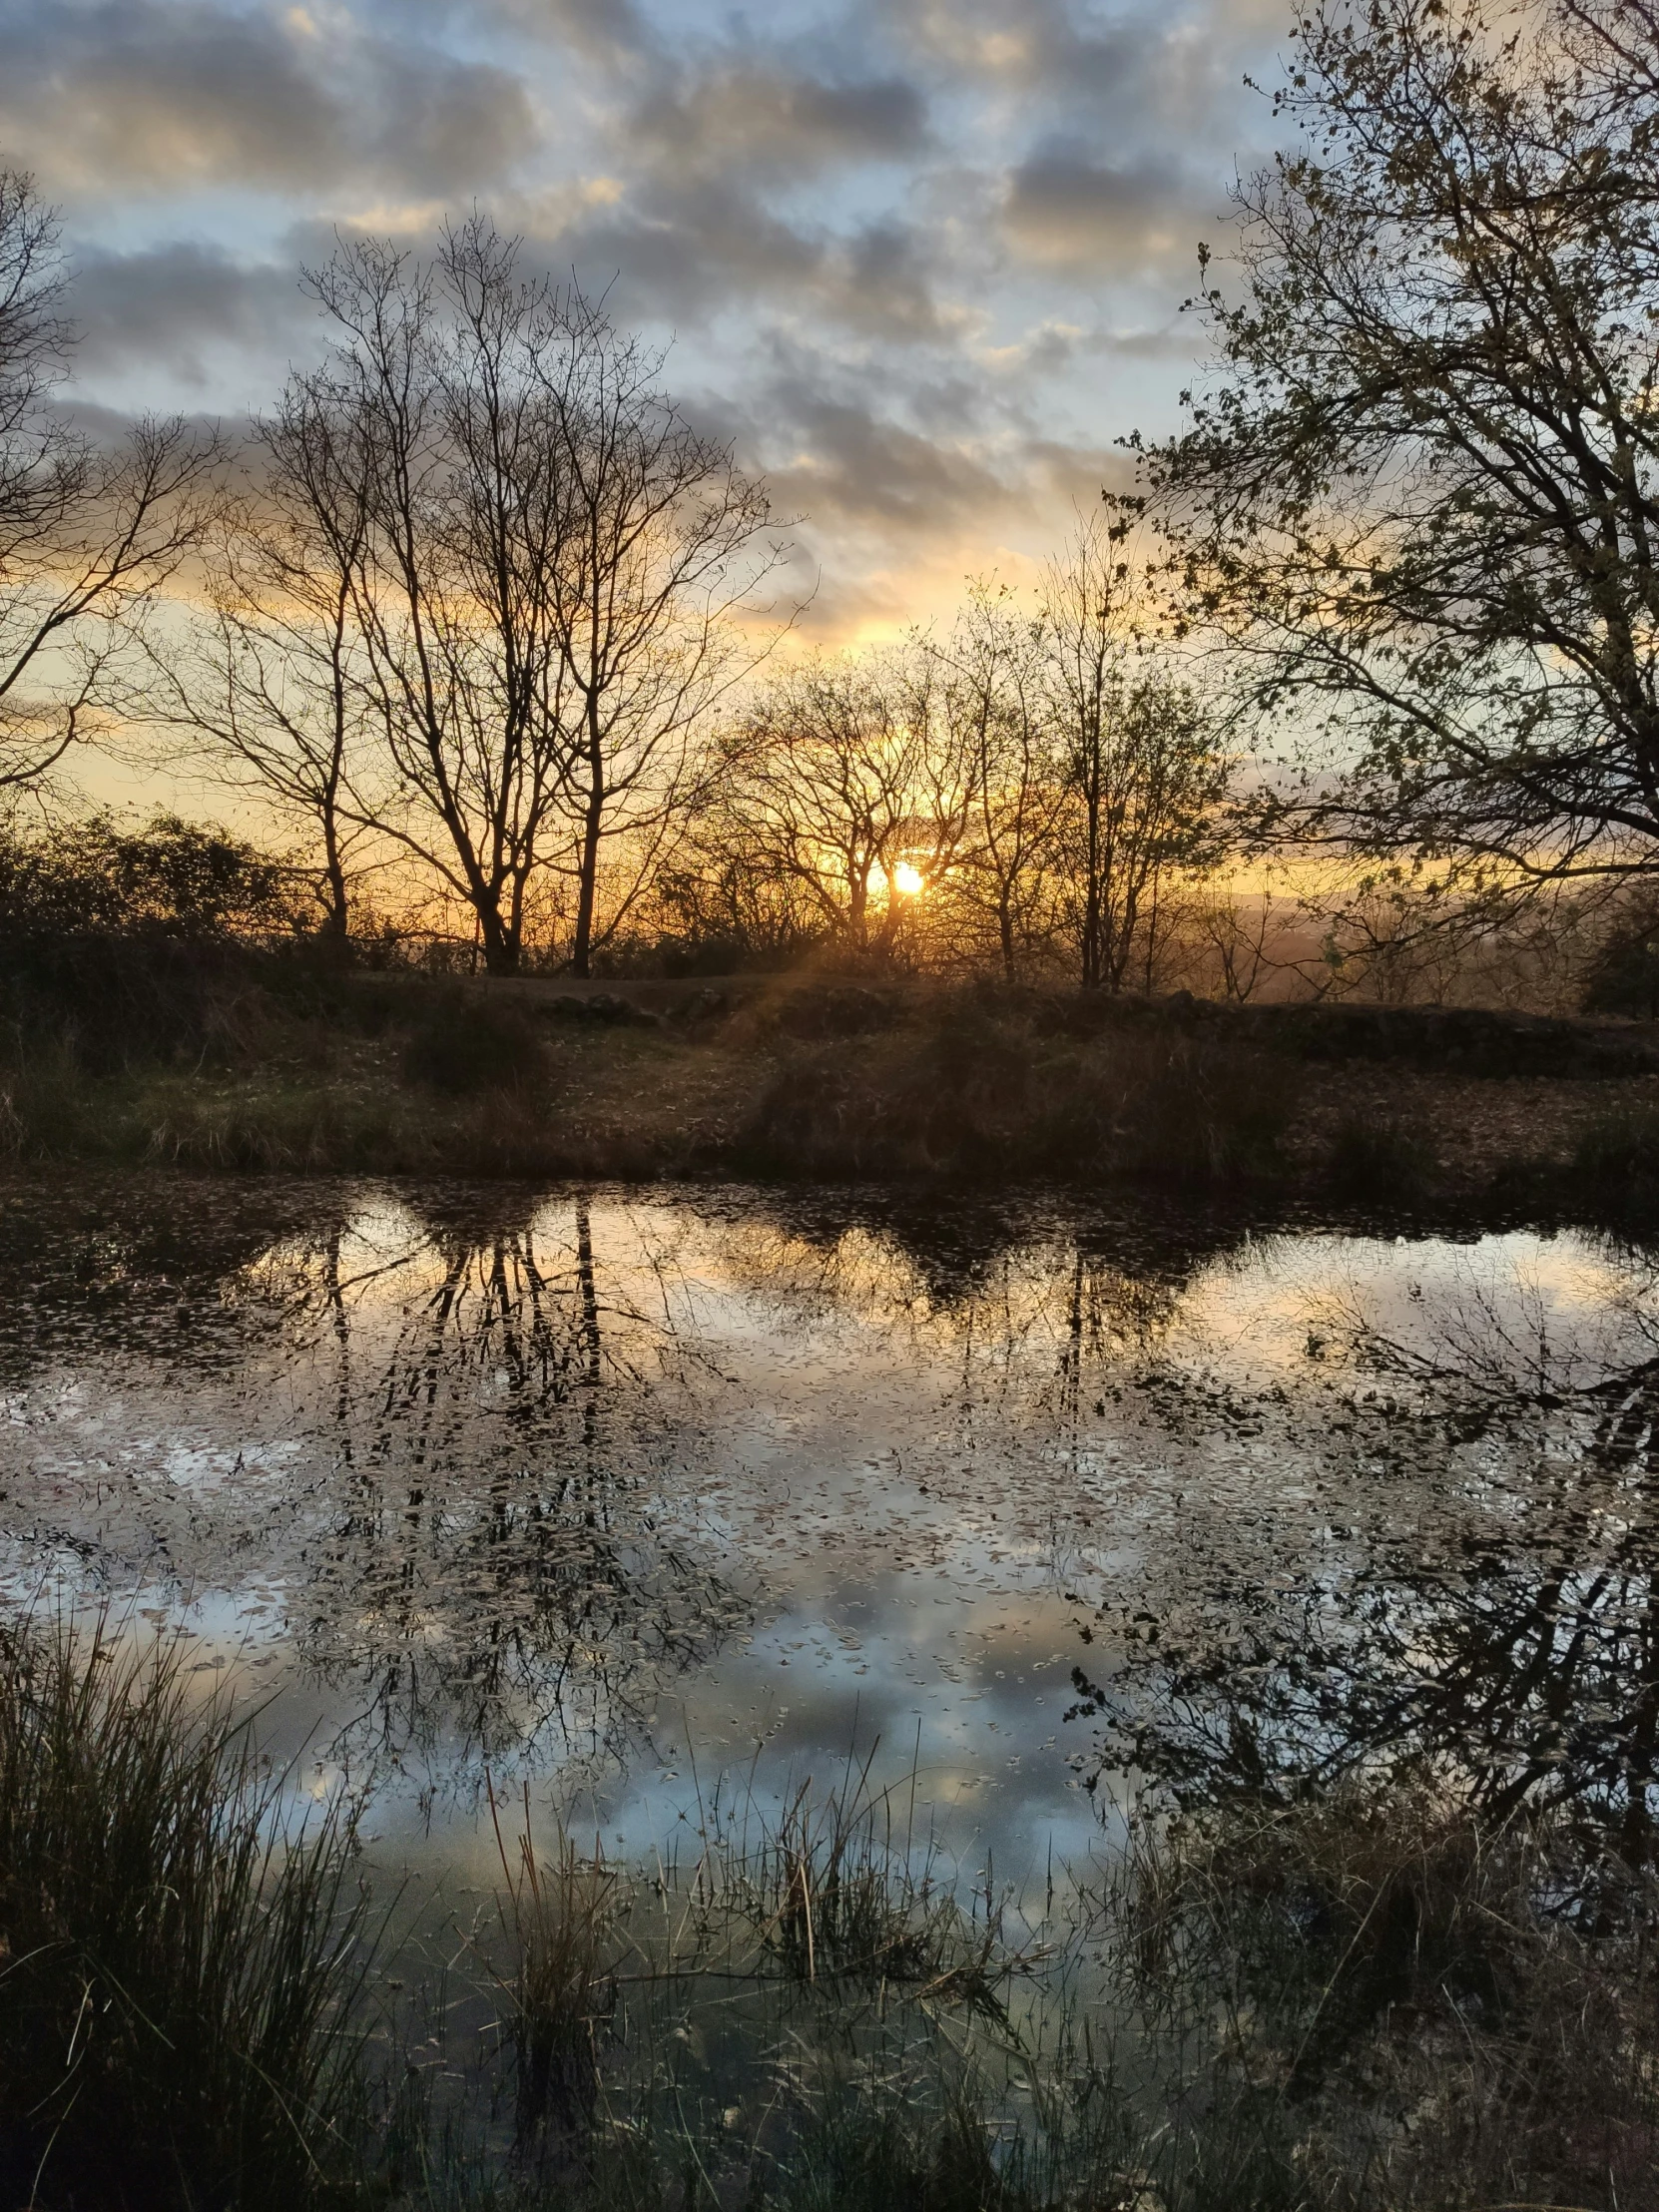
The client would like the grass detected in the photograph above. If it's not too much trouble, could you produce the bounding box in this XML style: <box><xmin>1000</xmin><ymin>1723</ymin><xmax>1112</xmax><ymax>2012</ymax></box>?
<box><xmin>0</xmin><ymin>1615</ymin><xmax>371</xmax><ymax>2211</ymax></box>
<box><xmin>16</xmin><ymin>937</ymin><xmax>1659</xmax><ymax>1204</ymax></box>
<box><xmin>5</xmin><ymin>1625</ymin><xmax>1657</xmax><ymax>2208</ymax></box>
<box><xmin>486</xmin><ymin>1785</ymin><xmax>618</xmax><ymax>2146</ymax></box>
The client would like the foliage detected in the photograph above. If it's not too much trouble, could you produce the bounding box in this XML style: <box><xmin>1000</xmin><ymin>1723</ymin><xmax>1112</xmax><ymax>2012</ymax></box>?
<box><xmin>1153</xmin><ymin>0</ymin><xmax>1659</xmax><ymax>892</ymax></box>
<box><xmin>0</xmin><ymin>811</ymin><xmax>308</xmax><ymax>941</ymax></box>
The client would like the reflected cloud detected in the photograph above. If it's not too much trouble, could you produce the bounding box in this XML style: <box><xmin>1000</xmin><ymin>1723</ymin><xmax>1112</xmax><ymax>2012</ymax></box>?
<box><xmin>11</xmin><ymin>1181</ymin><xmax>1648</xmax><ymax>1890</ymax></box>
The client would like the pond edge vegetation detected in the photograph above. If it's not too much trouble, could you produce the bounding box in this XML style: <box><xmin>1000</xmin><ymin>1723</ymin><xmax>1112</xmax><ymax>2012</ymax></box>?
<box><xmin>4</xmin><ymin>1619</ymin><xmax>1657</xmax><ymax>2211</ymax></box>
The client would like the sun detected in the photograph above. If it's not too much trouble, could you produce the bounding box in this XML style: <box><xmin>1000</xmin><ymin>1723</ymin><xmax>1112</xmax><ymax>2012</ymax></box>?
<box><xmin>892</xmin><ymin>860</ymin><xmax>925</xmax><ymax>896</ymax></box>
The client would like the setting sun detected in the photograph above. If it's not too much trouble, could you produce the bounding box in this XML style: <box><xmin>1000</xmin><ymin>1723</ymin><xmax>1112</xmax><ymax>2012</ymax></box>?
<box><xmin>892</xmin><ymin>860</ymin><xmax>925</xmax><ymax>896</ymax></box>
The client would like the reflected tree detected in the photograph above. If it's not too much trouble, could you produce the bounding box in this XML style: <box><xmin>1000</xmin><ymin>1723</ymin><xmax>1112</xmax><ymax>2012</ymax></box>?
<box><xmin>1072</xmin><ymin>1268</ymin><xmax>1659</xmax><ymax>1885</ymax></box>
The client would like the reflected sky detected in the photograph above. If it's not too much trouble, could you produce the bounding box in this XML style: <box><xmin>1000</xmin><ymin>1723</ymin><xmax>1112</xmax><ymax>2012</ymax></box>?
<box><xmin>4</xmin><ymin>1174</ymin><xmax>1658</xmax><ymax>1907</ymax></box>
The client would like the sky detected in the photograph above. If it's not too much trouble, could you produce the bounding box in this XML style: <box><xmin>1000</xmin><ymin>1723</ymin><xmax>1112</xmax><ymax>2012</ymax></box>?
<box><xmin>0</xmin><ymin>0</ymin><xmax>1290</xmax><ymax>644</ymax></box>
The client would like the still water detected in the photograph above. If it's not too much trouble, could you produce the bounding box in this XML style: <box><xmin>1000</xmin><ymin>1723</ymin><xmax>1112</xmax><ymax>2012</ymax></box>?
<box><xmin>3</xmin><ymin>1174</ymin><xmax>1657</xmax><ymax>1894</ymax></box>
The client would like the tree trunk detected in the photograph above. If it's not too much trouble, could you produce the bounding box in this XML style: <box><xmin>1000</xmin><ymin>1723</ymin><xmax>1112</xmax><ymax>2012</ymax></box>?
<box><xmin>320</xmin><ymin>812</ymin><xmax>349</xmax><ymax>940</ymax></box>
<box><xmin>476</xmin><ymin>895</ymin><xmax>520</xmax><ymax>976</ymax></box>
<box><xmin>1080</xmin><ymin>783</ymin><xmax>1103</xmax><ymax>989</ymax></box>
<box><xmin>570</xmin><ymin>761</ymin><xmax>605</xmax><ymax>979</ymax></box>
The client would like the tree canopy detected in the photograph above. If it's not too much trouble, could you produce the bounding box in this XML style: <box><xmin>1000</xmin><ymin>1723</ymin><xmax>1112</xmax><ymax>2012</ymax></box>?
<box><xmin>1152</xmin><ymin>0</ymin><xmax>1659</xmax><ymax>891</ymax></box>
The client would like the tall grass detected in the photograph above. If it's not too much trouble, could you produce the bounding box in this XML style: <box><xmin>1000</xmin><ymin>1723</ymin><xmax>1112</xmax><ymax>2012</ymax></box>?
<box><xmin>739</xmin><ymin>996</ymin><xmax>1289</xmax><ymax>1184</ymax></box>
<box><xmin>6</xmin><ymin>1630</ymin><xmax>1649</xmax><ymax>2210</ymax></box>
<box><xmin>487</xmin><ymin>1784</ymin><xmax>619</xmax><ymax>2146</ymax></box>
<box><xmin>0</xmin><ymin>1618</ymin><xmax>371</xmax><ymax>2211</ymax></box>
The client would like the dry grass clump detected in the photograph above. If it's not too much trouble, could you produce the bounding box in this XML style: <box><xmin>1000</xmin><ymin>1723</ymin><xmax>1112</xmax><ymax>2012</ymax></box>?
<box><xmin>739</xmin><ymin>994</ymin><xmax>1289</xmax><ymax>1184</ymax></box>
<box><xmin>0</xmin><ymin>1616</ymin><xmax>371</xmax><ymax>2211</ymax></box>
<box><xmin>1112</xmin><ymin>1782</ymin><xmax>1659</xmax><ymax>2212</ymax></box>
<box><xmin>487</xmin><ymin>1785</ymin><xmax>620</xmax><ymax>2146</ymax></box>
<box><xmin>706</xmin><ymin>1752</ymin><xmax>1024</xmax><ymax>2019</ymax></box>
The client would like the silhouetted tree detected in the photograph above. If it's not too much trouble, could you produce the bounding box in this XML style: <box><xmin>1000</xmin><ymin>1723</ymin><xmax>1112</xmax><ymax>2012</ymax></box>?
<box><xmin>1153</xmin><ymin>0</ymin><xmax>1659</xmax><ymax>895</ymax></box>
<box><xmin>0</xmin><ymin>170</ymin><xmax>220</xmax><ymax>791</ymax></box>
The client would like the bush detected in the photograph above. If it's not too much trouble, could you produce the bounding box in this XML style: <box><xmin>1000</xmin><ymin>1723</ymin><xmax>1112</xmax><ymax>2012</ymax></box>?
<box><xmin>1581</xmin><ymin>917</ymin><xmax>1659</xmax><ymax>1018</ymax></box>
<box><xmin>1115</xmin><ymin>1785</ymin><xmax>1659</xmax><ymax>2210</ymax></box>
<box><xmin>1326</xmin><ymin>1112</ymin><xmax>1434</xmax><ymax>1201</ymax></box>
<box><xmin>0</xmin><ymin>813</ymin><xmax>309</xmax><ymax>943</ymax></box>
<box><xmin>398</xmin><ymin>989</ymin><xmax>551</xmax><ymax>1096</ymax></box>
<box><xmin>1570</xmin><ymin>1105</ymin><xmax>1659</xmax><ymax>1210</ymax></box>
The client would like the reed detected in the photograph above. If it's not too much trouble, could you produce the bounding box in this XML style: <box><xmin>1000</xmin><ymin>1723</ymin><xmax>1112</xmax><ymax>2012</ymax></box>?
<box><xmin>0</xmin><ymin>1616</ymin><xmax>372</xmax><ymax>2211</ymax></box>
<box><xmin>487</xmin><ymin>1784</ymin><xmax>620</xmax><ymax>2147</ymax></box>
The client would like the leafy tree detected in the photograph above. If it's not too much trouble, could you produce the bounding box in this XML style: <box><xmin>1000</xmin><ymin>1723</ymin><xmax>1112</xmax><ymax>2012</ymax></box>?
<box><xmin>1152</xmin><ymin>0</ymin><xmax>1659</xmax><ymax>894</ymax></box>
<box><xmin>1044</xmin><ymin>520</ymin><xmax>1231</xmax><ymax>989</ymax></box>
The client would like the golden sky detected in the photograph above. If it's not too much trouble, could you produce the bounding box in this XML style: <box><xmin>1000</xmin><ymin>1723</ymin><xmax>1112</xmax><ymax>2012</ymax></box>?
<box><xmin>0</xmin><ymin>0</ymin><xmax>1294</xmax><ymax>648</ymax></box>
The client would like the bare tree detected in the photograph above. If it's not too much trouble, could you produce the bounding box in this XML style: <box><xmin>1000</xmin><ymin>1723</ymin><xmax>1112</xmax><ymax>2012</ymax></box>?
<box><xmin>721</xmin><ymin>654</ymin><xmax>944</xmax><ymax>964</ymax></box>
<box><xmin>282</xmin><ymin>220</ymin><xmax>784</xmax><ymax>974</ymax></box>
<box><xmin>1042</xmin><ymin>516</ymin><xmax>1132</xmax><ymax>989</ymax></box>
<box><xmin>1043</xmin><ymin>518</ymin><xmax>1232</xmax><ymax>989</ymax></box>
<box><xmin>0</xmin><ymin>170</ymin><xmax>220</xmax><ymax>792</ymax></box>
<box><xmin>933</xmin><ymin>581</ymin><xmax>1063</xmax><ymax>979</ymax></box>
<box><xmin>142</xmin><ymin>381</ymin><xmax>376</xmax><ymax>937</ymax></box>
<box><xmin>533</xmin><ymin>289</ymin><xmax>789</xmax><ymax>976</ymax></box>
<box><xmin>300</xmin><ymin>221</ymin><xmax>573</xmax><ymax>974</ymax></box>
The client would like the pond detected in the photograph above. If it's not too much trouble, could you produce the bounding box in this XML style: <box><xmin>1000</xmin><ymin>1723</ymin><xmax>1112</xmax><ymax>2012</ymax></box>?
<box><xmin>4</xmin><ymin>1171</ymin><xmax>1656</xmax><ymax>1897</ymax></box>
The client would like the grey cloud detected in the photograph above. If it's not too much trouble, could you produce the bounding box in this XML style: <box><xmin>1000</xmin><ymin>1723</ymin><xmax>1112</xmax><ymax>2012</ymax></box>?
<box><xmin>0</xmin><ymin>2</ymin><xmax>538</xmax><ymax>197</ymax></box>
<box><xmin>1001</xmin><ymin>147</ymin><xmax>1198</xmax><ymax>271</ymax></box>
<box><xmin>755</xmin><ymin>370</ymin><xmax>1017</xmax><ymax>536</ymax></box>
<box><xmin>69</xmin><ymin>244</ymin><xmax>306</xmax><ymax>385</ymax></box>
<box><xmin>527</xmin><ymin>180</ymin><xmax>949</xmax><ymax>341</ymax></box>
<box><xmin>878</xmin><ymin>0</ymin><xmax>1259</xmax><ymax>148</ymax></box>
<box><xmin>486</xmin><ymin>0</ymin><xmax>657</xmax><ymax>62</ymax></box>
<box><xmin>630</xmin><ymin>66</ymin><xmax>927</xmax><ymax>181</ymax></box>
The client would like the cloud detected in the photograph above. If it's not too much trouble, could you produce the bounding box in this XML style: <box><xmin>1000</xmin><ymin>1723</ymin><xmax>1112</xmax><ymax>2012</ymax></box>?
<box><xmin>0</xmin><ymin>1</ymin><xmax>538</xmax><ymax>197</ymax></box>
<box><xmin>630</xmin><ymin>65</ymin><xmax>928</xmax><ymax>182</ymax></box>
<box><xmin>0</xmin><ymin>0</ymin><xmax>1269</xmax><ymax>643</ymax></box>
<box><xmin>520</xmin><ymin>179</ymin><xmax>954</xmax><ymax>341</ymax></box>
<box><xmin>68</xmin><ymin>243</ymin><xmax>305</xmax><ymax>385</ymax></box>
<box><xmin>1001</xmin><ymin>147</ymin><xmax>1200</xmax><ymax>272</ymax></box>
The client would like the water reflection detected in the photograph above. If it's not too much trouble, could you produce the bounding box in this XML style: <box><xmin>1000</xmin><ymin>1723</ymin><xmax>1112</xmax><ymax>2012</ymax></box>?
<box><xmin>1076</xmin><ymin>1233</ymin><xmax>1659</xmax><ymax>1878</ymax></box>
<box><xmin>5</xmin><ymin>1177</ymin><xmax>1659</xmax><ymax>1887</ymax></box>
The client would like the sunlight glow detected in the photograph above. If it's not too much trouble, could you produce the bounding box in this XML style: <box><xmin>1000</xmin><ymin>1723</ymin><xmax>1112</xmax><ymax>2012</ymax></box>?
<box><xmin>892</xmin><ymin>860</ymin><xmax>925</xmax><ymax>896</ymax></box>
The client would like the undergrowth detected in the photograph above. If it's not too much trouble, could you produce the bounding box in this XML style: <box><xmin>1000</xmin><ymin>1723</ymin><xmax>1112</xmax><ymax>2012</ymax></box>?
<box><xmin>0</xmin><ymin>961</ymin><xmax>1294</xmax><ymax>1187</ymax></box>
<box><xmin>6</xmin><ymin>1624</ymin><xmax>1655</xmax><ymax>2208</ymax></box>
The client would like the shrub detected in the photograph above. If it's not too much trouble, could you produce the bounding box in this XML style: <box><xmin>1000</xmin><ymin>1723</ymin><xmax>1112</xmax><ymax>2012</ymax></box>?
<box><xmin>1570</xmin><ymin>1105</ymin><xmax>1659</xmax><ymax>1211</ymax></box>
<box><xmin>1114</xmin><ymin>1785</ymin><xmax>1659</xmax><ymax>2210</ymax></box>
<box><xmin>1326</xmin><ymin>1113</ymin><xmax>1434</xmax><ymax>1201</ymax></box>
<box><xmin>0</xmin><ymin>814</ymin><xmax>309</xmax><ymax>943</ymax></box>
<box><xmin>399</xmin><ymin>990</ymin><xmax>551</xmax><ymax>1096</ymax></box>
